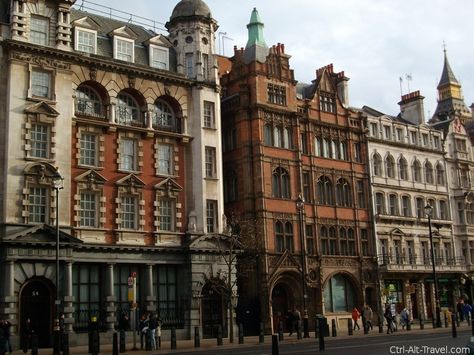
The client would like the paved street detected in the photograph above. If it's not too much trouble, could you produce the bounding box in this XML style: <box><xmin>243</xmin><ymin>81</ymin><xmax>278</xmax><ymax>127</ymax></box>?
<box><xmin>12</xmin><ymin>324</ymin><xmax>474</xmax><ymax>355</ymax></box>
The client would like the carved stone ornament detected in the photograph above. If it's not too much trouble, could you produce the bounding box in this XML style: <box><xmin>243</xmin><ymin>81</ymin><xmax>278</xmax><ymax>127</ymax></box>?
<box><xmin>10</xmin><ymin>52</ymin><xmax>71</xmax><ymax>70</ymax></box>
<box><xmin>89</xmin><ymin>67</ymin><xmax>97</xmax><ymax>81</ymax></box>
<box><xmin>128</xmin><ymin>76</ymin><xmax>136</xmax><ymax>89</ymax></box>
<box><xmin>321</xmin><ymin>258</ymin><xmax>357</xmax><ymax>268</ymax></box>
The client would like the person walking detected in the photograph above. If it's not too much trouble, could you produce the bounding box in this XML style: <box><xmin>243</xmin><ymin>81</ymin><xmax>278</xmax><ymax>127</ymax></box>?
<box><xmin>400</xmin><ymin>307</ymin><xmax>409</xmax><ymax>330</ymax></box>
<box><xmin>362</xmin><ymin>304</ymin><xmax>373</xmax><ymax>331</ymax></box>
<box><xmin>463</xmin><ymin>302</ymin><xmax>472</xmax><ymax>325</ymax></box>
<box><xmin>148</xmin><ymin>313</ymin><xmax>157</xmax><ymax>350</ymax></box>
<box><xmin>457</xmin><ymin>299</ymin><xmax>464</xmax><ymax>322</ymax></box>
<box><xmin>384</xmin><ymin>305</ymin><xmax>394</xmax><ymax>334</ymax></box>
<box><xmin>287</xmin><ymin>311</ymin><xmax>294</xmax><ymax>336</ymax></box>
<box><xmin>21</xmin><ymin>318</ymin><xmax>33</xmax><ymax>354</ymax></box>
<box><xmin>292</xmin><ymin>308</ymin><xmax>302</xmax><ymax>335</ymax></box>
<box><xmin>0</xmin><ymin>319</ymin><xmax>12</xmax><ymax>355</ymax></box>
<box><xmin>156</xmin><ymin>314</ymin><xmax>163</xmax><ymax>349</ymax></box>
<box><xmin>352</xmin><ymin>307</ymin><xmax>361</xmax><ymax>330</ymax></box>
<box><xmin>138</xmin><ymin>313</ymin><xmax>149</xmax><ymax>350</ymax></box>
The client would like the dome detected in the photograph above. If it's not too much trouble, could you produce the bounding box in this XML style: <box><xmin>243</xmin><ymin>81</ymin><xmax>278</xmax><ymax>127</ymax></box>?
<box><xmin>170</xmin><ymin>0</ymin><xmax>212</xmax><ymax>21</ymax></box>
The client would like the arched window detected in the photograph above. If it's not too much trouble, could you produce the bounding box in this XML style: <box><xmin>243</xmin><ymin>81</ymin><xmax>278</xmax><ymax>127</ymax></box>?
<box><xmin>153</xmin><ymin>99</ymin><xmax>175</xmax><ymax>130</ymax></box>
<box><xmin>467</xmin><ymin>201</ymin><xmax>474</xmax><ymax>225</ymax></box>
<box><xmin>329</xmin><ymin>227</ymin><xmax>337</xmax><ymax>255</ymax></box>
<box><xmin>116</xmin><ymin>92</ymin><xmax>141</xmax><ymax>126</ymax></box>
<box><xmin>399</xmin><ymin>157</ymin><xmax>408</xmax><ymax>180</ymax></box>
<box><xmin>275</xmin><ymin>221</ymin><xmax>293</xmax><ymax>252</ymax></box>
<box><xmin>275</xmin><ymin>221</ymin><xmax>284</xmax><ymax>252</ymax></box>
<box><xmin>284</xmin><ymin>222</ymin><xmax>294</xmax><ymax>252</ymax></box>
<box><xmin>323</xmin><ymin>138</ymin><xmax>330</xmax><ymax>158</ymax></box>
<box><xmin>375</xmin><ymin>192</ymin><xmax>385</xmax><ymax>214</ymax></box>
<box><xmin>401</xmin><ymin>195</ymin><xmax>411</xmax><ymax>217</ymax></box>
<box><xmin>385</xmin><ymin>155</ymin><xmax>395</xmax><ymax>178</ymax></box>
<box><xmin>320</xmin><ymin>226</ymin><xmax>329</xmax><ymax>255</ymax></box>
<box><xmin>336</xmin><ymin>178</ymin><xmax>352</xmax><ymax>207</ymax></box>
<box><xmin>315</xmin><ymin>137</ymin><xmax>323</xmax><ymax>156</ymax></box>
<box><xmin>413</xmin><ymin>160</ymin><xmax>422</xmax><ymax>182</ymax></box>
<box><xmin>264</xmin><ymin>124</ymin><xmax>273</xmax><ymax>145</ymax></box>
<box><xmin>283</xmin><ymin>127</ymin><xmax>292</xmax><ymax>149</ymax></box>
<box><xmin>75</xmin><ymin>85</ymin><xmax>104</xmax><ymax>118</ymax></box>
<box><xmin>323</xmin><ymin>274</ymin><xmax>355</xmax><ymax>312</ymax></box>
<box><xmin>317</xmin><ymin>176</ymin><xmax>333</xmax><ymax>205</ymax></box>
<box><xmin>272</xmin><ymin>167</ymin><xmax>290</xmax><ymax>198</ymax></box>
<box><xmin>339</xmin><ymin>228</ymin><xmax>347</xmax><ymax>255</ymax></box>
<box><xmin>436</xmin><ymin>163</ymin><xmax>445</xmax><ymax>185</ymax></box>
<box><xmin>425</xmin><ymin>161</ymin><xmax>434</xmax><ymax>184</ymax></box>
<box><xmin>347</xmin><ymin>228</ymin><xmax>356</xmax><ymax>256</ymax></box>
<box><xmin>339</xmin><ymin>141</ymin><xmax>347</xmax><ymax>161</ymax></box>
<box><xmin>274</xmin><ymin>126</ymin><xmax>283</xmax><ymax>148</ymax></box>
<box><xmin>388</xmin><ymin>194</ymin><xmax>398</xmax><ymax>215</ymax></box>
<box><xmin>373</xmin><ymin>153</ymin><xmax>382</xmax><ymax>176</ymax></box>
<box><xmin>331</xmin><ymin>140</ymin><xmax>338</xmax><ymax>159</ymax></box>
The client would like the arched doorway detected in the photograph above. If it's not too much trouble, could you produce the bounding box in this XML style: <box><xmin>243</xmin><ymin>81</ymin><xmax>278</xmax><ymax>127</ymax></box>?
<box><xmin>271</xmin><ymin>284</ymin><xmax>290</xmax><ymax>332</ymax></box>
<box><xmin>323</xmin><ymin>273</ymin><xmax>357</xmax><ymax>313</ymax></box>
<box><xmin>201</xmin><ymin>282</ymin><xmax>224</xmax><ymax>339</ymax></box>
<box><xmin>20</xmin><ymin>277</ymin><xmax>53</xmax><ymax>348</ymax></box>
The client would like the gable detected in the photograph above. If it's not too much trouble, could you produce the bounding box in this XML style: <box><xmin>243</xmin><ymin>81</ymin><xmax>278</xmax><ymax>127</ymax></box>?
<box><xmin>147</xmin><ymin>34</ymin><xmax>173</xmax><ymax>48</ymax></box>
<box><xmin>109</xmin><ymin>26</ymin><xmax>139</xmax><ymax>40</ymax></box>
<box><xmin>25</xmin><ymin>101</ymin><xmax>60</xmax><ymax>117</ymax></box>
<box><xmin>116</xmin><ymin>173</ymin><xmax>145</xmax><ymax>187</ymax></box>
<box><xmin>72</xmin><ymin>16</ymin><xmax>100</xmax><ymax>31</ymax></box>
<box><xmin>1</xmin><ymin>224</ymin><xmax>83</xmax><ymax>245</ymax></box>
<box><xmin>154</xmin><ymin>177</ymin><xmax>183</xmax><ymax>191</ymax></box>
<box><xmin>75</xmin><ymin>169</ymin><xmax>107</xmax><ymax>184</ymax></box>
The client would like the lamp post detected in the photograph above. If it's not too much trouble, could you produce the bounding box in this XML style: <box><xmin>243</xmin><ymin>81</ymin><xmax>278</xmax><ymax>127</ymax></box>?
<box><xmin>425</xmin><ymin>204</ymin><xmax>442</xmax><ymax>328</ymax></box>
<box><xmin>52</xmin><ymin>168</ymin><xmax>64</xmax><ymax>355</ymax></box>
<box><xmin>296</xmin><ymin>195</ymin><xmax>309</xmax><ymax>338</ymax></box>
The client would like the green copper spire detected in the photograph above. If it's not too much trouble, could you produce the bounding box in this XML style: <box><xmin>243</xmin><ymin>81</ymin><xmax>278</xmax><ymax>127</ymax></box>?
<box><xmin>246</xmin><ymin>8</ymin><xmax>267</xmax><ymax>49</ymax></box>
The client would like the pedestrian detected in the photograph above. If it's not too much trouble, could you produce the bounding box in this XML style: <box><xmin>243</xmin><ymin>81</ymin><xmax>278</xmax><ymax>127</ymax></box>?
<box><xmin>400</xmin><ymin>307</ymin><xmax>409</xmax><ymax>330</ymax></box>
<box><xmin>463</xmin><ymin>302</ymin><xmax>472</xmax><ymax>325</ymax></box>
<box><xmin>156</xmin><ymin>314</ymin><xmax>163</xmax><ymax>349</ymax></box>
<box><xmin>384</xmin><ymin>305</ymin><xmax>394</xmax><ymax>334</ymax></box>
<box><xmin>362</xmin><ymin>304</ymin><xmax>373</xmax><ymax>331</ymax></box>
<box><xmin>21</xmin><ymin>318</ymin><xmax>33</xmax><ymax>353</ymax></box>
<box><xmin>138</xmin><ymin>313</ymin><xmax>149</xmax><ymax>350</ymax></box>
<box><xmin>148</xmin><ymin>313</ymin><xmax>157</xmax><ymax>350</ymax></box>
<box><xmin>457</xmin><ymin>299</ymin><xmax>464</xmax><ymax>322</ymax></box>
<box><xmin>287</xmin><ymin>310</ymin><xmax>294</xmax><ymax>336</ymax></box>
<box><xmin>118</xmin><ymin>312</ymin><xmax>130</xmax><ymax>332</ymax></box>
<box><xmin>292</xmin><ymin>308</ymin><xmax>302</xmax><ymax>334</ymax></box>
<box><xmin>352</xmin><ymin>307</ymin><xmax>361</xmax><ymax>330</ymax></box>
<box><xmin>0</xmin><ymin>319</ymin><xmax>11</xmax><ymax>355</ymax></box>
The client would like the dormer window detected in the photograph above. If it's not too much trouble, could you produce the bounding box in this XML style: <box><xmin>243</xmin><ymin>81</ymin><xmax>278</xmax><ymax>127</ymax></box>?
<box><xmin>75</xmin><ymin>28</ymin><xmax>97</xmax><ymax>54</ymax></box>
<box><xmin>150</xmin><ymin>46</ymin><xmax>169</xmax><ymax>70</ymax></box>
<box><xmin>30</xmin><ymin>16</ymin><xmax>49</xmax><ymax>45</ymax></box>
<box><xmin>115</xmin><ymin>37</ymin><xmax>134</xmax><ymax>62</ymax></box>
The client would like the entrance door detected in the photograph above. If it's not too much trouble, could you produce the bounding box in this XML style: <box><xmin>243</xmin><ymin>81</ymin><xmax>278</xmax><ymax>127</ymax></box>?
<box><xmin>271</xmin><ymin>284</ymin><xmax>289</xmax><ymax>332</ymax></box>
<box><xmin>20</xmin><ymin>278</ymin><xmax>53</xmax><ymax>348</ymax></box>
<box><xmin>202</xmin><ymin>284</ymin><xmax>224</xmax><ymax>339</ymax></box>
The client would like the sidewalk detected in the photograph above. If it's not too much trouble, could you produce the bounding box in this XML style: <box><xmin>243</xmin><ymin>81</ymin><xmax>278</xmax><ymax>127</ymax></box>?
<box><xmin>11</xmin><ymin>320</ymin><xmax>472</xmax><ymax>355</ymax></box>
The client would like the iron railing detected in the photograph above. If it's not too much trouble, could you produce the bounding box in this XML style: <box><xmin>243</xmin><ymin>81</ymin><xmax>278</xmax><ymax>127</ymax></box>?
<box><xmin>72</xmin><ymin>308</ymin><xmax>107</xmax><ymax>332</ymax></box>
<box><xmin>75</xmin><ymin>100</ymin><xmax>107</xmax><ymax>119</ymax></box>
<box><xmin>378</xmin><ymin>254</ymin><xmax>466</xmax><ymax>268</ymax></box>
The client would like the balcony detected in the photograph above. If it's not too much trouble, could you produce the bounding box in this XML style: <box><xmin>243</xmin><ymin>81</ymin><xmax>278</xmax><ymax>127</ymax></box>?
<box><xmin>378</xmin><ymin>254</ymin><xmax>467</xmax><ymax>273</ymax></box>
<box><xmin>115</xmin><ymin>106</ymin><xmax>146</xmax><ymax>128</ymax></box>
<box><xmin>151</xmin><ymin>110</ymin><xmax>182</xmax><ymax>133</ymax></box>
<box><xmin>75</xmin><ymin>100</ymin><xmax>107</xmax><ymax>120</ymax></box>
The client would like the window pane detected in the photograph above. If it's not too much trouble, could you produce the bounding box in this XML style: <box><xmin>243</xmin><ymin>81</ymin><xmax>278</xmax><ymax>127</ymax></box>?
<box><xmin>30</xmin><ymin>16</ymin><xmax>49</xmax><ymax>45</ymax></box>
<box><xmin>30</xmin><ymin>124</ymin><xmax>49</xmax><ymax>158</ymax></box>
<box><xmin>31</xmin><ymin>71</ymin><xmax>50</xmax><ymax>98</ymax></box>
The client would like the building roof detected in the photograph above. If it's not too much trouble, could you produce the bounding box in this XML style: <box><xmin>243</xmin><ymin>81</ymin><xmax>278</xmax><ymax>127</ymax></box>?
<box><xmin>243</xmin><ymin>8</ymin><xmax>268</xmax><ymax>64</ymax></box>
<box><xmin>438</xmin><ymin>49</ymin><xmax>459</xmax><ymax>88</ymax></box>
<box><xmin>169</xmin><ymin>0</ymin><xmax>212</xmax><ymax>22</ymax></box>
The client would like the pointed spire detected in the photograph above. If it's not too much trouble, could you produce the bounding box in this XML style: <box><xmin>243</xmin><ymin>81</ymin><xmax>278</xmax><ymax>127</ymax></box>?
<box><xmin>438</xmin><ymin>47</ymin><xmax>459</xmax><ymax>88</ymax></box>
<box><xmin>243</xmin><ymin>8</ymin><xmax>269</xmax><ymax>64</ymax></box>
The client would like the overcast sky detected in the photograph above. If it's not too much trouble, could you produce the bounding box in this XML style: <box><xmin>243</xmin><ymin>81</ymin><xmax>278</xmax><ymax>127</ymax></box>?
<box><xmin>79</xmin><ymin>0</ymin><xmax>474</xmax><ymax>118</ymax></box>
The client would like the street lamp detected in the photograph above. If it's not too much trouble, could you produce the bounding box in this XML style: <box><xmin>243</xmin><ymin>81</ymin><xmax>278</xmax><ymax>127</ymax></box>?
<box><xmin>52</xmin><ymin>168</ymin><xmax>64</xmax><ymax>355</ymax></box>
<box><xmin>296</xmin><ymin>195</ymin><xmax>309</xmax><ymax>338</ymax></box>
<box><xmin>424</xmin><ymin>203</ymin><xmax>442</xmax><ymax>328</ymax></box>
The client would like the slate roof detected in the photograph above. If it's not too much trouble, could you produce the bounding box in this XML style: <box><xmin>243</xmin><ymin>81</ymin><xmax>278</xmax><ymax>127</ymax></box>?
<box><xmin>438</xmin><ymin>50</ymin><xmax>459</xmax><ymax>88</ymax></box>
<box><xmin>170</xmin><ymin>0</ymin><xmax>212</xmax><ymax>22</ymax></box>
<box><xmin>0</xmin><ymin>0</ymin><xmax>10</xmax><ymax>24</ymax></box>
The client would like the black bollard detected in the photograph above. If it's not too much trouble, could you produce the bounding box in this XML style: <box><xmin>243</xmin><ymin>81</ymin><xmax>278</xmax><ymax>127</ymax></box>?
<box><xmin>318</xmin><ymin>318</ymin><xmax>325</xmax><ymax>351</ymax></box>
<box><xmin>91</xmin><ymin>331</ymin><xmax>100</xmax><ymax>355</ymax></box>
<box><xmin>259</xmin><ymin>322</ymin><xmax>264</xmax><ymax>344</ymax></box>
<box><xmin>239</xmin><ymin>323</ymin><xmax>244</xmax><ymax>344</ymax></box>
<box><xmin>31</xmin><ymin>334</ymin><xmax>39</xmax><ymax>355</ymax></box>
<box><xmin>456</xmin><ymin>313</ymin><xmax>460</xmax><ymax>327</ymax></box>
<box><xmin>363</xmin><ymin>319</ymin><xmax>368</xmax><ymax>335</ymax></box>
<box><xmin>112</xmin><ymin>332</ymin><xmax>119</xmax><ymax>355</ymax></box>
<box><xmin>145</xmin><ymin>329</ymin><xmax>151</xmax><ymax>351</ymax></box>
<box><xmin>296</xmin><ymin>320</ymin><xmax>302</xmax><ymax>340</ymax></box>
<box><xmin>406</xmin><ymin>319</ymin><xmax>411</xmax><ymax>331</ymax></box>
<box><xmin>119</xmin><ymin>330</ymin><xmax>126</xmax><ymax>353</ymax></box>
<box><xmin>432</xmin><ymin>316</ymin><xmax>436</xmax><ymax>328</ymax></box>
<box><xmin>444</xmin><ymin>312</ymin><xmax>448</xmax><ymax>328</ymax></box>
<box><xmin>171</xmin><ymin>327</ymin><xmax>177</xmax><ymax>350</ymax></box>
<box><xmin>194</xmin><ymin>326</ymin><xmax>200</xmax><ymax>348</ymax></box>
<box><xmin>378</xmin><ymin>316</ymin><xmax>383</xmax><ymax>333</ymax></box>
<box><xmin>331</xmin><ymin>319</ymin><xmax>337</xmax><ymax>337</ymax></box>
<box><xmin>348</xmin><ymin>319</ymin><xmax>353</xmax><ymax>336</ymax></box>
<box><xmin>272</xmin><ymin>334</ymin><xmax>279</xmax><ymax>355</ymax></box>
<box><xmin>53</xmin><ymin>330</ymin><xmax>61</xmax><ymax>355</ymax></box>
<box><xmin>62</xmin><ymin>332</ymin><xmax>70</xmax><ymax>355</ymax></box>
<box><xmin>471</xmin><ymin>318</ymin><xmax>474</xmax><ymax>336</ymax></box>
<box><xmin>419</xmin><ymin>317</ymin><xmax>424</xmax><ymax>330</ymax></box>
<box><xmin>278</xmin><ymin>321</ymin><xmax>284</xmax><ymax>341</ymax></box>
<box><xmin>452</xmin><ymin>314</ymin><xmax>457</xmax><ymax>338</ymax></box>
<box><xmin>217</xmin><ymin>325</ymin><xmax>223</xmax><ymax>346</ymax></box>
<box><xmin>314</xmin><ymin>318</ymin><xmax>319</xmax><ymax>339</ymax></box>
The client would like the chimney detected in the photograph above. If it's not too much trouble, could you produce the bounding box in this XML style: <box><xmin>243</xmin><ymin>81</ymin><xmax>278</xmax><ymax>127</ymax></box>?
<box><xmin>398</xmin><ymin>91</ymin><xmax>425</xmax><ymax>125</ymax></box>
<box><xmin>336</xmin><ymin>71</ymin><xmax>350</xmax><ymax>108</ymax></box>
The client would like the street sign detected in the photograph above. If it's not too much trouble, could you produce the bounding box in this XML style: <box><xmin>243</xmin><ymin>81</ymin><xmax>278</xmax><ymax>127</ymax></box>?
<box><xmin>127</xmin><ymin>275</ymin><xmax>136</xmax><ymax>303</ymax></box>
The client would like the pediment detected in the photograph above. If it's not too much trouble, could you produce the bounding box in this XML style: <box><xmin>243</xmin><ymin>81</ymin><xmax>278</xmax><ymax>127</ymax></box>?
<box><xmin>1</xmin><ymin>224</ymin><xmax>83</xmax><ymax>244</ymax></box>
<box><xmin>271</xmin><ymin>249</ymin><xmax>301</xmax><ymax>272</ymax></box>
<box><xmin>109</xmin><ymin>26</ymin><xmax>138</xmax><ymax>40</ymax></box>
<box><xmin>25</xmin><ymin>101</ymin><xmax>60</xmax><ymax>117</ymax></box>
<box><xmin>75</xmin><ymin>170</ymin><xmax>107</xmax><ymax>184</ymax></box>
<box><xmin>317</xmin><ymin>70</ymin><xmax>336</xmax><ymax>93</ymax></box>
<box><xmin>116</xmin><ymin>173</ymin><xmax>145</xmax><ymax>187</ymax></box>
<box><xmin>72</xmin><ymin>16</ymin><xmax>100</xmax><ymax>31</ymax></box>
<box><xmin>147</xmin><ymin>34</ymin><xmax>173</xmax><ymax>48</ymax></box>
<box><xmin>154</xmin><ymin>177</ymin><xmax>182</xmax><ymax>191</ymax></box>
<box><xmin>24</xmin><ymin>162</ymin><xmax>59</xmax><ymax>177</ymax></box>
<box><xmin>390</xmin><ymin>228</ymin><xmax>406</xmax><ymax>237</ymax></box>
<box><xmin>187</xmin><ymin>234</ymin><xmax>232</xmax><ymax>252</ymax></box>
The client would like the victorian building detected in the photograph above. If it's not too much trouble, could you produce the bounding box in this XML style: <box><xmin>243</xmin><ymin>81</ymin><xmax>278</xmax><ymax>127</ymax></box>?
<box><xmin>0</xmin><ymin>0</ymin><xmax>235</xmax><ymax>347</ymax></box>
<box><xmin>219</xmin><ymin>9</ymin><xmax>376</xmax><ymax>334</ymax></box>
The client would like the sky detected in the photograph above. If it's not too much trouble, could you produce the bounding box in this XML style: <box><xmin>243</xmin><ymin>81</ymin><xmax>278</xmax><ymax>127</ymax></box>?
<box><xmin>76</xmin><ymin>0</ymin><xmax>474</xmax><ymax>118</ymax></box>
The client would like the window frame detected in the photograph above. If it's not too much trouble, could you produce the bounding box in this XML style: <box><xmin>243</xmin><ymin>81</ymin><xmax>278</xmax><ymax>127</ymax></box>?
<box><xmin>30</xmin><ymin>15</ymin><xmax>49</xmax><ymax>45</ymax></box>
<box><xmin>203</xmin><ymin>101</ymin><xmax>215</xmax><ymax>128</ymax></box>
<box><xmin>30</xmin><ymin>69</ymin><xmax>52</xmax><ymax>99</ymax></box>
<box><xmin>79</xmin><ymin>191</ymin><xmax>99</xmax><ymax>228</ymax></box>
<box><xmin>121</xmin><ymin>195</ymin><xmax>138</xmax><ymax>230</ymax></box>
<box><xmin>30</xmin><ymin>123</ymin><xmax>50</xmax><ymax>159</ymax></box>
<box><xmin>114</xmin><ymin>36</ymin><xmax>135</xmax><ymax>63</ymax></box>
<box><xmin>119</xmin><ymin>138</ymin><xmax>138</xmax><ymax>172</ymax></box>
<box><xmin>74</xmin><ymin>27</ymin><xmax>97</xmax><ymax>54</ymax></box>
<box><xmin>204</xmin><ymin>146</ymin><xmax>217</xmax><ymax>178</ymax></box>
<box><xmin>150</xmin><ymin>45</ymin><xmax>169</xmax><ymax>70</ymax></box>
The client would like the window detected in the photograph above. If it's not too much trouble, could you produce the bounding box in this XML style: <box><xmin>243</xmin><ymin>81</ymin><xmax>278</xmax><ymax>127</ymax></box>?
<box><xmin>224</xmin><ymin>173</ymin><xmax>237</xmax><ymax>203</ymax></box>
<box><xmin>323</xmin><ymin>274</ymin><xmax>355</xmax><ymax>312</ymax></box>
<box><xmin>433</xmin><ymin>136</ymin><xmax>440</xmax><ymax>149</ymax></box>
<box><xmin>159</xmin><ymin>198</ymin><xmax>174</xmax><ymax>231</ymax></box>
<box><xmin>427</xmin><ymin>199</ymin><xmax>437</xmax><ymax>219</ymax></box>
<box><xmin>153</xmin><ymin>100</ymin><xmax>175</xmax><ymax>130</ymax></box>
<box><xmin>456</xmin><ymin>139</ymin><xmax>467</xmax><ymax>152</ymax></box>
<box><xmin>202</xmin><ymin>53</ymin><xmax>209</xmax><ymax>80</ymax></box>
<box><xmin>72</xmin><ymin>264</ymin><xmax>102</xmax><ymax>332</ymax></box>
<box><xmin>410</xmin><ymin>131</ymin><xmax>417</xmax><ymax>144</ymax></box>
<box><xmin>422</xmin><ymin>133</ymin><xmax>429</xmax><ymax>146</ymax></box>
<box><xmin>416</xmin><ymin>197</ymin><xmax>424</xmax><ymax>218</ymax></box>
<box><xmin>30</xmin><ymin>16</ymin><xmax>49</xmax><ymax>45</ymax></box>
<box><xmin>375</xmin><ymin>192</ymin><xmax>385</xmax><ymax>214</ymax></box>
<box><xmin>300</xmin><ymin>133</ymin><xmax>308</xmax><ymax>155</ymax></box>
<box><xmin>336</xmin><ymin>178</ymin><xmax>351</xmax><ymax>207</ymax></box>
<box><xmin>264</xmin><ymin>125</ymin><xmax>272</xmax><ymax>145</ymax></box>
<box><xmin>439</xmin><ymin>200</ymin><xmax>448</xmax><ymax>220</ymax></box>
<box><xmin>203</xmin><ymin>101</ymin><xmax>215</xmax><ymax>128</ymax></box>
<box><xmin>283</xmin><ymin>127</ymin><xmax>292</xmax><ymax>149</ymax></box>
<box><xmin>356</xmin><ymin>180</ymin><xmax>366</xmax><ymax>208</ymax></box>
<box><xmin>370</xmin><ymin>123</ymin><xmax>378</xmax><ymax>137</ymax></box>
<box><xmin>75</xmin><ymin>85</ymin><xmax>104</xmax><ymax>118</ymax></box>
<box><xmin>306</xmin><ymin>224</ymin><xmax>314</xmax><ymax>254</ymax></box>
<box><xmin>121</xmin><ymin>195</ymin><xmax>138</xmax><ymax>229</ymax></box>
<box><xmin>384</xmin><ymin>126</ymin><xmax>391</xmax><ymax>139</ymax></box>
<box><xmin>401</xmin><ymin>196</ymin><xmax>411</xmax><ymax>217</ymax></box>
<box><xmin>399</xmin><ymin>157</ymin><xmax>408</xmax><ymax>180</ymax></box>
<box><xmin>185</xmin><ymin>53</ymin><xmax>194</xmax><ymax>78</ymax></box>
<box><xmin>331</xmin><ymin>140</ymin><xmax>338</xmax><ymax>159</ymax></box>
<box><xmin>396</xmin><ymin>128</ymin><xmax>403</xmax><ymax>142</ymax></box>
<box><xmin>150</xmin><ymin>46</ymin><xmax>169</xmax><ymax>70</ymax></box>
<box><xmin>157</xmin><ymin>144</ymin><xmax>173</xmax><ymax>175</ymax></box>
<box><xmin>319</xmin><ymin>94</ymin><xmax>336</xmax><ymax>113</ymax></box>
<box><xmin>386</xmin><ymin>155</ymin><xmax>395</xmax><ymax>178</ymax></box>
<box><xmin>347</xmin><ymin>228</ymin><xmax>356</xmax><ymax>256</ymax></box>
<box><xmin>29</xmin><ymin>187</ymin><xmax>48</xmax><ymax>223</ymax></box>
<box><xmin>156</xmin><ymin>266</ymin><xmax>178</xmax><ymax>319</ymax></box>
<box><xmin>275</xmin><ymin>221</ymin><xmax>293</xmax><ymax>252</ymax></box>
<box><xmin>302</xmin><ymin>172</ymin><xmax>311</xmax><ymax>202</ymax></box>
<box><xmin>79</xmin><ymin>133</ymin><xmax>98</xmax><ymax>166</ymax></box>
<box><xmin>353</xmin><ymin>142</ymin><xmax>362</xmax><ymax>162</ymax></box>
<box><xmin>460</xmin><ymin>168</ymin><xmax>470</xmax><ymax>188</ymax></box>
<box><xmin>30</xmin><ymin>123</ymin><xmax>49</xmax><ymax>158</ymax></box>
<box><xmin>323</xmin><ymin>138</ymin><xmax>330</xmax><ymax>158</ymax></box>
<box><xmin>467</xmin><ymin>202</ymin><xmax>474</xmax><ymax>225</ymax></box>
<box><xmin>223</xmin><ymin>127</ymin><xmax>237</xmax><ymax>152</ymax></box>
<box><xmin>76</xmin><ymin>29</ymin><xmax>96</xmax><ymax>54</ymax></box>
<box><xmin>206</xmin><ymin>200</ymin><xmax>217</xmax><ymax>233</ymax></box>
<box><xmin>360</xmin><ymin>229</ymin><xmax>369</xmax><ymax>256</ymax></box>
<box><xmin>388</xmin><ymin>194</ymin><xmax>398</xmax><ymax>215</ymax></box>
<box><xmin>436</xmin><ymin>164</ymin><xmax>445</xmax><ymax>185</ymax></box>
<box><xmin>268</xmin><ymin>84</ymin><xmax>286</xmax><ymax>105</ymax></box>
<box><xmin>458</xmin><ymin>202</ymin><xmax>465</xmax><ymax>224</ymax></box>
<box><xmin>339</xmin><ymin>141</ymin><xmax>348</xmax><ymax>161</ymax></box>
<box><xmin>425</xmin><ymin>162</ymin><xmax>434</xmax><ymax>184</ymax></box>
<box><xmin>31</xmin><ymin>70</ymin><xmax>51</xmax><ymax>98</ymax></box>
<box><xmin>79</xmin><ymin>192</ymin><xmax>97</xmax><ymax>227</ymax></box>
<box><xmin>373</xmin><ymin>153</ymin><xmax>382</xmax><ymax>176</ymax></box>
<box><xmin>320</xmin><ymin>226</ymin><xmax>329</xmax><ymax>255</ymax></box>
<box><xmin>205</xmin><ymin>147</ymin><xmax>216</xmax><ymax>178</ymax></box>
<box><xmin>413</xmin><ymin>160</ymin><xmax>422</xmax><ymax>182</ymax></box>
<box><xmin>317</xmin><ymin>176</ymin><xmax>333</xmax><ymax>205</ymax></box>
<box><xmin>274</xmin><ymin>126</ymin><xmax>283</xmax><ymax>148</ymax></box>
<box><xmin>120</xmin><ymin>139</ymin><xmax>137</xmax><ymax>171</ymax></box>
<box><xmin>272</xmin><ymin>167</ymin><xmax>290</xmax><ymax>199</ymax></box>
<box><xmin>117</xmin><ymin>92</ymin><xmax>142</xmax><ymax>126</ymax></box>
<box><xmin>115</xmin><ymin>38</ymin><xmax>134</xmax><ymax>62</ymax></box>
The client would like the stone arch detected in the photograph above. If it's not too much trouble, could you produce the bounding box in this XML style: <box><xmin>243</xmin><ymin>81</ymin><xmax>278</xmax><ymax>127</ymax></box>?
<box><xmin>322</xmin><ymin>271</ymin><xmax>360</xmax><ymax>313</ymax></box>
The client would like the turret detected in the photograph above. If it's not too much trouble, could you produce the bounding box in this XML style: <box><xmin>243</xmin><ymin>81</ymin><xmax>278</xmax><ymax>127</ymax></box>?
<box><xmin>243</xmin><ymin>8</ymin><xmax>268</xmax><ymax>64</ymax></box>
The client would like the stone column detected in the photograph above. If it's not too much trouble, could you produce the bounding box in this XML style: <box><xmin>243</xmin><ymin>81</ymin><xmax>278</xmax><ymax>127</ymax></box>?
<box><xmin>109</xmin><ymin>102</ymin><xmax>116</xmax><ymax>125</ymax></box>
<box><xmin>417</xmin><ymin>281</ymin><xmax>427</xmax><ymax>321</ymax></box>
<box><xmin>147</xmin><ymin>104</ymin><xmax>154</xmax><ymax>130</ymax></box>
<box><xmin>63</xmin><ymin>261</ymin><xmax>74</xmax><ymax>332</ymax></box>
<box><xmin>106</xmin><ymin>263</ymin><xmax>116</xmax><ymax>331</ymax></box>
<box><xmin>145</xmin><ymin>264</ymin><xmax>156</xmax><ymax>313</ymax></box>
<box><xmin>2</xmin><ymin>261</ymin><xmax>17</xmax><ymax>335</ymax></box>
